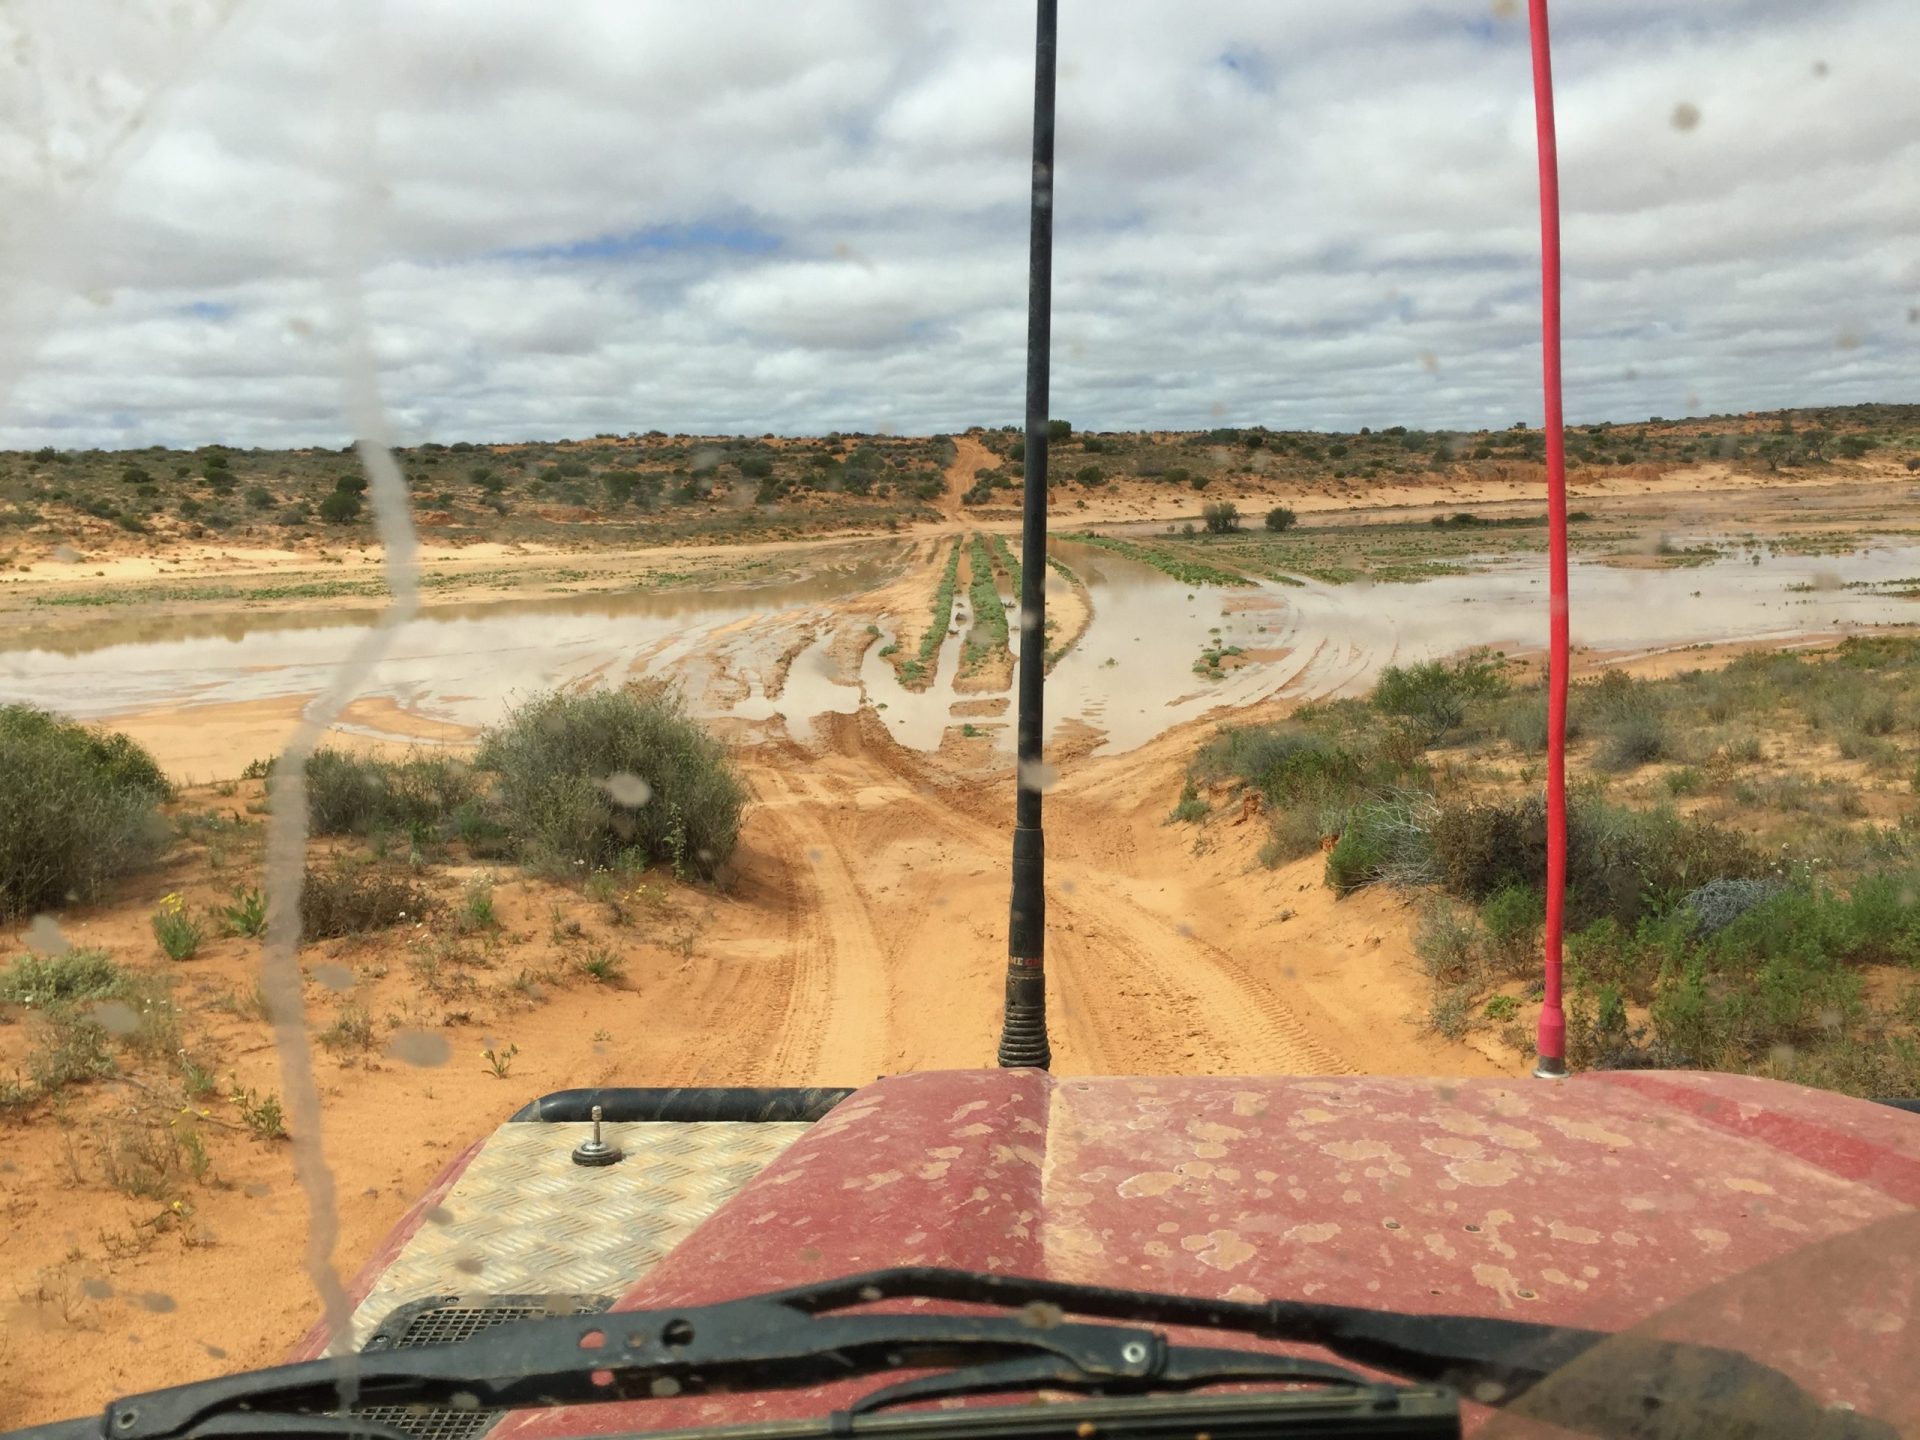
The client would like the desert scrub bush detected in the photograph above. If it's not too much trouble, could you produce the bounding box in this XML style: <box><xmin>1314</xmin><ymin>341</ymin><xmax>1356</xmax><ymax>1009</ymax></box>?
<box><xmin>0</xmin><ymin>704</ymin><xmax>170</xmax><ymax>918</ymax></box>
<box><xmin>1681</xmin><ymin>877</ymin><xmax>1779</xmax><ymax>936</ymax></box>
<box><xmin>1194</xmin><ymin>725</ymin><xmax>1362</xmax><ymax>808</ymax></box>
<box><xmin>298</xmin><ymin>865</ymin><xmax>430</xmax><ymax>939</ymax></box>
<box><xmin>1371</xmin><ymin>652</ymin><xmax>1506</xmax><ymax>740</ymax></box>
<box><xmin>457</xmin><ymin>874</ymin><xmax>499</xmax><ymax>933</ymax></box>
<box><xmin>303</xmin><ymin>748</ymin><xmax>482</xmax><ymax>837</ymax></box>
<box><xmin>1428</xmin><ymin>793</ymin><xmax>1763</xmax><ymax>929</ymax></box>
<box><xmin>1480</xmin><ymin>883</ymin><xmax>1545</xmax><ymax>974</ymax></box>
<box><xmin>151</xmin><ymin>893</ymin><xmax>204</xmax><ymax>960</ymax></box>
<box><xmin>1264</xmin><ymin>505</ymin><xmax>1297</xmax><ymax>532</ymax></box>
<box><xmin>1201</xmin><ymin>500</ymin><xmax>1240</xmax><ymax>533</ymax></box>
<box><xmin>318</xmin><ymin>1002</ymin><xmax>375</xmax><ymax>1052</ymax></box>
<box><xmin>1167</xmin><ymin>778</ymin><xmax>1208</xmax><ymax>825</ymax></box>
<box><xmin>0</xmin><ymin>948</ymin><xmax>130</xmax><ymax>1006</ymax></box>
<box><xmin>475</xmin><ymin>682</ymin><xmax>746</xmax><ymax>880</ymax></box>
<box><xmin>1577</xmin><ymin>670</ymin><xmax>1668</xmax><ymax>771</ymax></box>
<box><xmin>1325</xmin><ymin>795</ymin><xmax>1437</xmax><ymax>895</ymax></box>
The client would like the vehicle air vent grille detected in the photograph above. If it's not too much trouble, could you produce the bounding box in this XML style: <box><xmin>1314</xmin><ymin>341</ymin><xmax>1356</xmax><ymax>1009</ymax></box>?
<box><xmin>349</xmin><ymin>1293</ymin><xmax>611</xmax><ymax>1440</ymax></box>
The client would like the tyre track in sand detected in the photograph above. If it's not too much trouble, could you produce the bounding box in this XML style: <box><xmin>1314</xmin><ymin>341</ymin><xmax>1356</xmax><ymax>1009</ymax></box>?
<box><xmin>734</xmin><ymin>710</ymin><xmax>1351</xmax><ymax>1078</ymax></box>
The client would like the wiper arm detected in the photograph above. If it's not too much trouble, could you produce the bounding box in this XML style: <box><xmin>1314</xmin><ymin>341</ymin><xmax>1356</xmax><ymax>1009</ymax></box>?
<box><xmin>10</xmin><ymin>1266</ymin><xmax>1892</xmax><ymax>1440</ymax></box>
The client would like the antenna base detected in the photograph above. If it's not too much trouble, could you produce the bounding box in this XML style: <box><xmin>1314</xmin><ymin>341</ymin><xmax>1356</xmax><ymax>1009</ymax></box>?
<box><xmin>997</xmin><ymin>960</ymin><xmax>1051</xmax><ymax>1070</ymax></box>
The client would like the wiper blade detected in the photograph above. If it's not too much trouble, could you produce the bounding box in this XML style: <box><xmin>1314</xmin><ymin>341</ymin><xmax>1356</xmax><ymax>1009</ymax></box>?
<box><xmin>8</xmin><ymin>1267</ymin><xmax>1891</xmax><ymax>1440</ymax></box>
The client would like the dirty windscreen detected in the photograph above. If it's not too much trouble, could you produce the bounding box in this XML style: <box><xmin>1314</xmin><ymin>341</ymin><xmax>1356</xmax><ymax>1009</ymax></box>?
<box><xmin>1</xmin><ymin>1</ymin><xmax>1918</xmax><ymax>1436</ymax></box>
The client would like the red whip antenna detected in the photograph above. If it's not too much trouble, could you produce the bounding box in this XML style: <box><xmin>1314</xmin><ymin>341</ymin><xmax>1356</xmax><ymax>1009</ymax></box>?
<box><xmin>1526</xmin><ymin>0</ymin><xmax>1571</xmax><ymax>1078</ymax></box>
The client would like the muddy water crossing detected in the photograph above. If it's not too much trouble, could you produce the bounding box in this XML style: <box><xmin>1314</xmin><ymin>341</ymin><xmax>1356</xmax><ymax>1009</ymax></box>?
<box><xmin>5</xmin><ymin>536</ymin><xmax>1919</xmax><ymax>767</ymax></box>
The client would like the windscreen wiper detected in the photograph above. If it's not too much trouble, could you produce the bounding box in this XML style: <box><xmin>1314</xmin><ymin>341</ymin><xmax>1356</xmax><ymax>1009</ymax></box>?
<box><xmin>6</xmin><ymin>1267</ymin><xmax>1890</xmax><ymax>1440</ymax></box>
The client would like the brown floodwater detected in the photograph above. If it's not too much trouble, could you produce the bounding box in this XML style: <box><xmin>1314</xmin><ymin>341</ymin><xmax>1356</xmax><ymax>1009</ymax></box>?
<box><xmin>4</xmin><ymin>535</ymin><xmax>1917</xmax><ymax>766</ymax></box>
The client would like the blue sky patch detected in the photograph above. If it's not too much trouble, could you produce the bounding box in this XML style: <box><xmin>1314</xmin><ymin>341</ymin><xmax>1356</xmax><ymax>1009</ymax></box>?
<box><xmin>500</xmin><ymin>222</ymin><xmax>781</xmax><ymax>264</ymax></box>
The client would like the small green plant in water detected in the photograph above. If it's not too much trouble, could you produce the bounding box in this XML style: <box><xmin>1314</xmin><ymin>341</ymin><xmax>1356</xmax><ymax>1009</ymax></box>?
<box><xmin>152</xmin><ymin>893</ymin><xmax>205</xmax><ymax>961</ymax></box>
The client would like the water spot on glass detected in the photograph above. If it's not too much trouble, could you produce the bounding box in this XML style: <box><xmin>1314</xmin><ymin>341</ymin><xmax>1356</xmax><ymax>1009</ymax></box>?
<box><xmin>1060</xmin><ymin>878</ymin><xmax>1076</xmax><ymax>895</ymax></box>
<box><xmin>286</xmin><ymin>316</ymin><xmax>315</xmax><ymax>338</ymax></box>
<box><xmin>425</xmin><ymin>1205</ymin><xmax>455</xmax><ymax>1226</ymax></box>
<box><xmin>454</xmin><ymin>1255</ymin><xmax>486</xmax><ymax>1275</ymax></box>
<box><xmin>387</xmin><ymin>1030</ymin><xmax>451</xmax><ymax>1067</ymax></box>
<box><xmin>24</xmin><ymin>914</ymin><xmax>69</xmax><ymax>955</ymax></box>
<box><xmin>1489</xmin><ymin>0</ymin><xmax>1517</xmax><ymax>18</ymax></box>
<box><xmin>51</xmin><ymin>544</ymin><xmax>80</xmax><ymax>563</ymax></box>
<box><xmin>1017</xmin><ymin>759</ymin><xmax>1060</xmax><ymax>793</ymax></box>
<box><xmin>449</xmin><ymin>1392</ymin><xmax>481</xmax><ymax>1412</ymax></box>
<box><xmin>604</xmin><ymin>771</ymin><xmax>651</xmax><ymax>807</ymax></box>
<box><xmin>1836</xmin><ymin>330</ymin><xmax>1861</xmax><ymax>350</ymax></box>
<box><xmin>650</xmin><ymin>1378</ymin><xmax>681</xmax><ymax>1398</ymax></box>
<box><xmin>1670</xmin><ymin>102</ymin><xmax>1701</xmax><ymax>132</ymax></box>
<box><xmin>1811</xmin><ymin>60</ymin><xmax>1829</xmax><ymax>78</ymax></box>
<box><xmin>138</xmin><ymin>1292</ymin><xmax>177</xmax><ymax>1314</ymax></box>
<box><xmin>203</xmin><ymin>1343</ymin><xmax>227</xmax><ymax>1359</ymax></box>
<box><xmin>311</xmin><ymin>963</ymin><xmax>354</xmax><ymax>992</ymax></box>
<box><xmin>1209</xmin><ymin>402</ymin><xmax>1228</xmax><ymax>418</ymax></box>
<box><xmin>88</xmin><ymin>999</ymin><xmax>140</xmax><ymax>1036</ymax></box>
<box><xmin>244</xmin><ymin>1181</ymin><xmax>272</xmax><ymax>1198</ymax></box>
<box><xmin>82</xmin><ymin>1277</ymin><xmax>114</xmax><ymax>1300</ymax></box>
<box><xmin>1418</xmin><ymin>351</ymin><xmax>1440</xmax><ymax>374</ymax></box>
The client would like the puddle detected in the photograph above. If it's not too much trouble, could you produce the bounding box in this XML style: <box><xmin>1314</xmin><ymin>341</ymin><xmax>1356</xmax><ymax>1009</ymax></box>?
<box><xmin>4</xmin><ymin>536</ymin><xmax>1917</xmax><ymax>763</ymax></box>
<box><xmin>0</xmin><ymin>556</ymin><xmax>901</xmax><ymax>729</ymax></box>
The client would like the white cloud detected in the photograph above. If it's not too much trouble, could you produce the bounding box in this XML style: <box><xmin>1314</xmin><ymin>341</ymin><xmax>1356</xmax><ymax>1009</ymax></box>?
<box><xmin>1</xmin><ymin>0</ymin><xmax>1915</xmax><ymax>449</ymax></box>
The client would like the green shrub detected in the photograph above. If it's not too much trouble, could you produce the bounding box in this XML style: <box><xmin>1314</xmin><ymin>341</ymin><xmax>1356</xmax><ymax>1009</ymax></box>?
<box><xmin>0</xmin><ymin>705</ymin><xmax>170</xmax><ymax>919</ymax></box>
<box><xmin>318</xmin><ymin>490</ymin><xmax>362</xmax><ymax>523</ymax></box>
<box><xmin>1264</xmin><ymin>505</ymin><xmax>1297</xmax><ymax>532</ymax></box>
<box><xmin>0</xmin><ymin>948</ymin><xmax>130</xmax><ymax>1006</ymax></box>
<box><xmin>1167</xmin><ymin>778</ymin><xmax>1207</xmax><ymax>825</ymax></box>
<box><xmin>1202</xmin><ymin>500</ymin><xmax>1240</xmax><ymax>533</ymax></box>
<box><xmin>1196</xmin><ymin>726</ymin><xmax>1360</xmax><ymax>808</ymax></box>
<box><xmin>1325</xmin><ymin>795</ymin><xmax>1436</xmax><ymax>894</ymax></box>
<box><xmin>1500</xmin><ymin>695</ymin><xmax>1551</xmax><ymax>754</ymax></box>
<box><xmin>475</xmin><ymin>683</ymin><xmax>747</xmax><ymax>880</ymax></box>
<box><xmin>303</xmin><ymin>749</ymin><xmax>482</xmax><ymax>837</ymax></box>
<box><xmin>1413</xmin><ymin>899</ymin><xmax>1484</xmax><ymax>985</ymax></box>
<box><xmin>1480</xmin><ymin>884</ymin><xmax>1544</xmax><ymax>974</ymax></box>
<box><xmin>1372</xmin><ymin>653</ymin><xmax>1507</xmax><ymax>739</ymax></box>
<box><xmin>1597</xmin><ymin>709</ymin><xmax>1666</xmax><ymax>770</ymax></box>
<box><xmin>1429</xmin><ymin>793</ymin><xmax>1762</xmax><ymax>929</ymax></box>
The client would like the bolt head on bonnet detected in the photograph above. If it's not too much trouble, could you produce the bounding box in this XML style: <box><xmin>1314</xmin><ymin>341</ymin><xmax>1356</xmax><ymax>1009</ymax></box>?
<box><xmin>571</xmin><ymin>1105</ymin><xmax>623</xmax><ymax>1167</ymax></box>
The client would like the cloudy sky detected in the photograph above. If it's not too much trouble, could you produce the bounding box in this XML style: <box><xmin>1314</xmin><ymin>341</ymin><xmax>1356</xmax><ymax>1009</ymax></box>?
<box><xmin>1</xmin><ymin>0</ymin><xmax>1915</xmax><ymax>449</ymax></box>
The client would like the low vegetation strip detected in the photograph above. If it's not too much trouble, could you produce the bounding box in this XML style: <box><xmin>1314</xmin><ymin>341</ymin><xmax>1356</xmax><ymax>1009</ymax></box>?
<box><xmin>1063</xmin><ymin>532</ymin><xmax>1252</xmax><ymax>587</ymax></box>
<box><xmin>1178</xmin><ymin>638</ymin><xmax>1920</xmax><ymax>1097</ymax></box>
<box><xmin>988</xmin><ymin>531</ymin><xmax>1022</xmax><ymax>591</ymax></box>
<box><xmin>960</xmin><ymin>534</ymin><xmax>1010</xmax><ymax>675</ymax></box>
<box><xmin>900</xmin><ymin>538</ymin><xmax>963</xmax><ymax>686</ymax></box>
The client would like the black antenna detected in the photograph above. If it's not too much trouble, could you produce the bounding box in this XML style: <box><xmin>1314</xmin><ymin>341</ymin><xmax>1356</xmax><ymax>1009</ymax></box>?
<box><xmin>998</xmin><ymin>0</ymin><xmax>1056</xmax><ymax>1071</ymax></box>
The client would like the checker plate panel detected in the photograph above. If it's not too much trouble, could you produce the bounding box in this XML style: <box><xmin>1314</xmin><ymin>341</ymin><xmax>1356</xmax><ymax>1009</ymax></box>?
<box><xmin>347</xmin><ymin>1121</ymin><xmax>809</xmax><ymax>1344</ymax></box>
